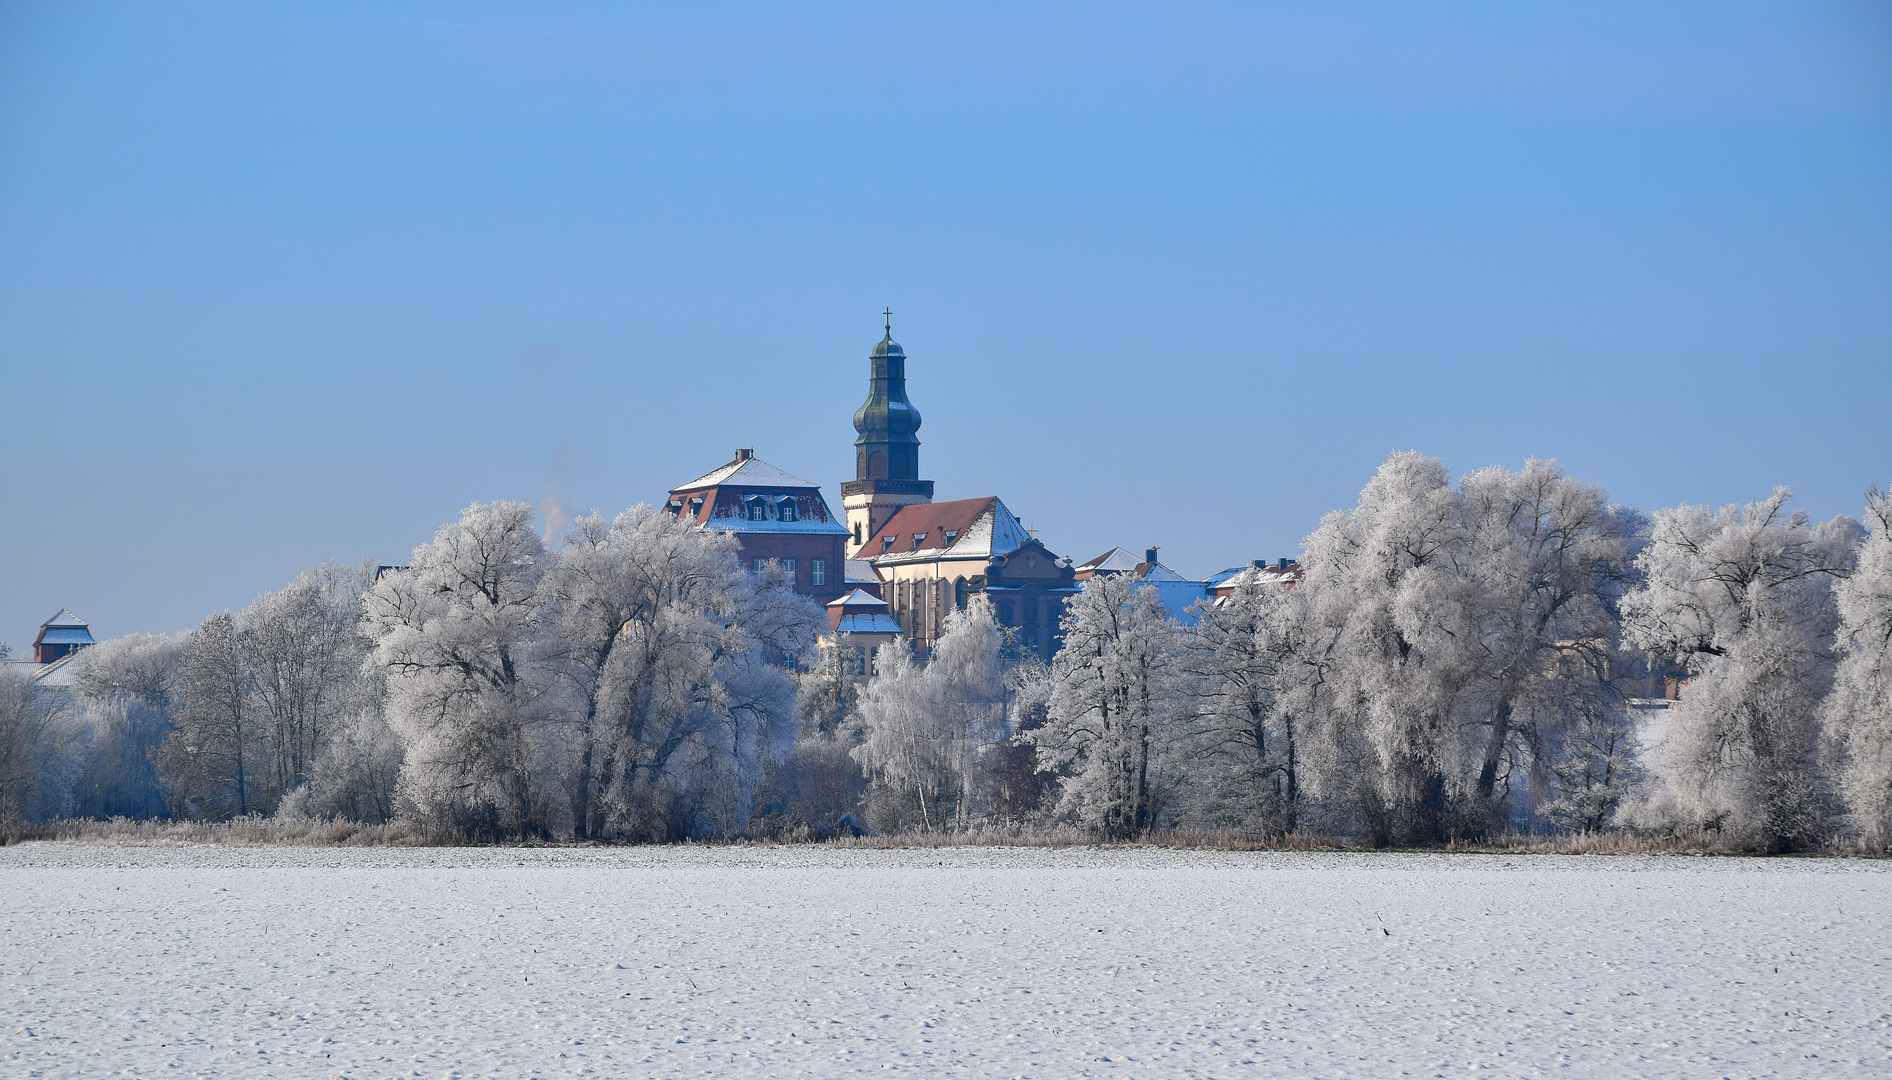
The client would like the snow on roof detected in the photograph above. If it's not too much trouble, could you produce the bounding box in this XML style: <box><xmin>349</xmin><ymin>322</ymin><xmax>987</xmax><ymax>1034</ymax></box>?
<box><xmin>1204</xmin><ymin>566</ymin><xmax>1249</xmax><ymax>589</ymax></box>
<box><xmin>24</xmin><ymin>652</ymin><xmax>82</xmax><ymax>686</ymax></box>
<box><xmin>33</xmin><ymin>610</ymin><xmax>94</xmax><ymax>648</ymax></box>
<box><xmin>671</xmin><ymin>455</ymin><xmax>823</xmax><ymax>493</ymax></box>
<box><xmin>844</xmin><ymin>559</ymin><xmax>881</xmax><ymax>584</ymax></box>
<box><xmin>1075</xmin><ymin>547</ymin><xmax>1143</xmax><ymax>575</ymax></box>
<box><xmin>867</xmin><ymin>497</ymin><xmax>1030</xmax><ymax>565</ymax></box>
<box><xmin>36</xmin><ymin>628</ymin><xmax>94</xmax><ymax>646</ymax></box>
<box><xmin>836</xmin><ymin>613</ymin><xmax>904</xmax><ymax>635</ymax></box>
<box><xmin>1215</xmin><ymin>561</ymin><xmax>1304</xmax><ymax>593</ymax></box>
<box><xmin>826</xmin><ymin>589</ymin><xmax>889</xmax><ymax>610</ymax></box>
<box><xmin>702</xmin><ymin>517</ymin><xmax>851</xmax><ymax>537</ymax></box>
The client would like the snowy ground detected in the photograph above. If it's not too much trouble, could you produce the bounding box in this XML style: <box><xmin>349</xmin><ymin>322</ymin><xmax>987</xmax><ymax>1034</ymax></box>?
<box><xmin>1</xmin><ymin>845</ymin><xmax>1887</xmax><ymax>1078</ymax></box>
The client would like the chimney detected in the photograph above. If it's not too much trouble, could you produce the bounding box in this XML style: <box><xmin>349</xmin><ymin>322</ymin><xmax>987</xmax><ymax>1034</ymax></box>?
<box><xmin>1251</xmin><ymin>559</ymin><xmax>1265</xmax><ymax>570</ymax></box>
<box><xmin>734</xmin><ymin>448</ymin><xmax>754</xmax><ymax>461</ymax></box>
<box><xmin>1145</xmin><ymin>547</ymin><xmax>1159</xmax><ymax>567</ymax></box>
<box><xmin>1278</xmin><ymin>557</ymin><xmax>1291</xmax><ymax>571</ymax></box>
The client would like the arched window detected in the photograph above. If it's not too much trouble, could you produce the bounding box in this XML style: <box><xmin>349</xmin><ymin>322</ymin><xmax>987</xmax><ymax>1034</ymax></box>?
<box><xmin>1023</xmin><ymin>623</ymin><xmax>1040</xmax><ymax>652</ymax></box>
<box><xmin>867</xmin><ymin>451</ymin><xmax>887</xmax><ymax>478</ymax></box>
<box><xmin>1024</xmin><ymin>593</ymin><xmax>1040</xmax><ymax>622</ymax></box>
<box><xmin>778</xmin><ymin>497</ymin><xmax>798</xmax><ymax>522</ymax></box>
<box><xmin>954</xmin><ymin>578</ymin><xmax>969</xmax><ymax>609</ymax></box>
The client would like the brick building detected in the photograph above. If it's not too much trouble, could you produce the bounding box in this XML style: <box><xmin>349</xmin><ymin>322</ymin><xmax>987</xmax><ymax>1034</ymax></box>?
<box><xmin>665</xmin><ymin>449</ymin><xmax>851</xmax><ymax>606</ymax></box>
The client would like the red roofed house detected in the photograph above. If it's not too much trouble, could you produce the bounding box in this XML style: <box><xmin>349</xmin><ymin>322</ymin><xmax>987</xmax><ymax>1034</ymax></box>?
<box><xmin>665</xmin><ymin>449</ymin><xmax>851</xmax><ymax>606</ymax></box>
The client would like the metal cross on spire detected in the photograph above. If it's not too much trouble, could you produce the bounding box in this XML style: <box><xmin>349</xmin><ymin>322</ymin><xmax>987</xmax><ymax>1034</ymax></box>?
<box><xmin>883</xmin><ymin>307</ymin><xmax>893</xmax><ymax>337</ymax></box>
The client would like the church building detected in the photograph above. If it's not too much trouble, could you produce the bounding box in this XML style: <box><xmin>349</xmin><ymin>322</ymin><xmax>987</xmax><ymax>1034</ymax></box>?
<box><xmin>843</xmin><ymin>316</ymin><xmax>1077</xmax><ymax>661</ymax></box>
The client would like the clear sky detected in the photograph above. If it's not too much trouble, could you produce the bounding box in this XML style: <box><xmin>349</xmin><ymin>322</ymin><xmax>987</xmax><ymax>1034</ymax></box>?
<box><xmin>2</xmin><ymin>1</ymin><xmax>1889</xmax><ymax>640</ymax></box>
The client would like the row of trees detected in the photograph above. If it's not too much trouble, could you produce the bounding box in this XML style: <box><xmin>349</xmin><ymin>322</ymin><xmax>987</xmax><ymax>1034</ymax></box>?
<box><xmin>3</xmin><ymin>453</ymin><xmax>1887</xmax><ymax>849</ymax></box>
<box><xmin>842</xmin><ymin>455</ymin><xmax>1891</xmax><ymax>851</ymax></box>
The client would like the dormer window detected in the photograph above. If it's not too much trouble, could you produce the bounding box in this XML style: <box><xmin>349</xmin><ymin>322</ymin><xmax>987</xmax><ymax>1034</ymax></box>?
<box><xmin>745</xmin><ymin>496</ymin><xmax>768</xmax><ymax>521</ymax></box>
<box><xmin>912</xmin><ymin>532</ymin><xmax>927</xmax><ymax>550</ymax></box>
<box><xmin>689</xmin><ymin>496</ymin><xmax>704</xmax><ymax>516</ymax></box>
<box><xmin>881</xmin><ymin>535</ymin><xmax>895</xmax><ymax>550</ymax></box>
<box><xmin>944</xmin><ymin>530</ymin><xmax>957</xmax><ymax>544</ymax></box>
<box><xmin>777</xmin><ymin>497</ymin><xmax>798</xmax><ymax>523</ymax></box>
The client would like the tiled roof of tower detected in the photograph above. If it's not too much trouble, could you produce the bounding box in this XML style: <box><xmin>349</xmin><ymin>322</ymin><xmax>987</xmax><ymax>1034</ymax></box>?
<box><xmin>865</xmin><ymin>497</ymin><xmax>1031</xmax><ymax>566</ymax></box>
<box><xmin>672</xmin><ymin>455</ymin><xmax>822</xmax><ymax>492</ymax></box>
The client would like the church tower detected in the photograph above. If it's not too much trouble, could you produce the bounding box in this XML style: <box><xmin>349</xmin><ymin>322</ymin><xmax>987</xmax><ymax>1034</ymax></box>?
<box><xmin>842</xmin><ymin>311</ymin><xmax>934</xmax><ymax>556</ymax></box>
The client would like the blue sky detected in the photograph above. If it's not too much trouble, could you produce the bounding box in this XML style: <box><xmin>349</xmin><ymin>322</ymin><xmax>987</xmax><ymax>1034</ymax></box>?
<box><xmin>2</xmin><ymin>1</ymin><xmax>1889</xmax><ymax>638</ymax></box>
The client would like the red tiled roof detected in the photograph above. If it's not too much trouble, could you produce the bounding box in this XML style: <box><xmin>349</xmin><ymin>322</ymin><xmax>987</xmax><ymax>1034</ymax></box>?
<box><xmin>867</xmin><ymin>497</ymin><xmax>998</xmax><ymax>556</ymax></box>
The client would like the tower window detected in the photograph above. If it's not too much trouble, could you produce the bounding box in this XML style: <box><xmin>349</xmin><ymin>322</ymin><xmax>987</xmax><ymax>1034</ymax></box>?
<box><xmin>868</xmin><ymin>451</ymin><xmax>887</xmax><ymax>478</ymax></box>
<box><xmin>810</xmin><ymin>559</ymin><xmax>825</xmax><ymax>586</ymax></box>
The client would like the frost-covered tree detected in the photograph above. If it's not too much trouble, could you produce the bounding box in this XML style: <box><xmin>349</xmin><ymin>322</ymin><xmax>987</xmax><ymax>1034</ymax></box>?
<box><xmin>70</xmin><ymin>633</ymin><xmax>183</xmax><ymax>819</ymax></box>
<box><xmin>1292</xmin><ymin>453</ymin><xmax>1637</xmax><ymax>843</ymax></box>
<box><xmin>244</xmin><ymin>562</ymin><xmax>376</xmax><ymax>801</ymax></box>
<box><xmin>154</xmin><ymin>611</ymin><xmax>265</xmax><ymax>818</ymax></box>
<box><xmin>1454</xmin><ymin>460</ymin><xmax>1637</xmax><ymax>812</ymax></box>
<box><xmin>0</xmin><ymin>653</ymin><xmax>62</xmax><ymax>826</ymax></box>
<box><xmin>151</xmin><ymin>563</ymin><xmax>383</xmax><ymax>821</ymax></box>
<box><xmin>1180</xmin><ymin>582</ymin><xmax>1307</xmax><ymax>833</ymax></box>
<box><xmin>539</xmin><ymin>506</ymin><xmax>818</xmax><ymax>840</ymax></box>
<box><xmin>1622</xmin><ymin>488</ymin><xmax>1860</xmax><ymax>850</ymax></box>
<box><xmin>364</xmin><ymin>501</ymin><xmax>551</xmax><ymax>838</ymax></box>
<box><xmin>1028</xmin><ymin>574</ymin><xmax>1184</xmax><ymax>839</ymax></box>
<box><xmin>1826</xmin><ymin>487</ymin><xmax>1892</xmax><ymax>840</ymax></box>
<box><xmin>853</xmin><ymin>602</ymin><xmax>1009</xmax><ymax>832</ymax></box>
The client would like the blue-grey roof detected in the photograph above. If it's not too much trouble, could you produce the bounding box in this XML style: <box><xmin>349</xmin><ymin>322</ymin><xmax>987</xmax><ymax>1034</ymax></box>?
<box><xmin>37</xmin><ymin>627</ymin><xmax>95</xmax><ymax>646</ymax></box>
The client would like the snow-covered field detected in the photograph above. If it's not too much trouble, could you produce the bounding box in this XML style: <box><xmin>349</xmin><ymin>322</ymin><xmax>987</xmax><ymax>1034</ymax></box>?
<box><xmin>1</xmin><ymin>845</ymin><xmax>1886</xmax><ymax>1078</ymax></box>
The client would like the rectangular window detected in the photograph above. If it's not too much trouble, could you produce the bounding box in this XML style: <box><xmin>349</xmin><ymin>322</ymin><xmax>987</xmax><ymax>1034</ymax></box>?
<box><xmin>810</xmin><ymin>559</ymin><xmax>825</xmax><ymax>586</ymax></box>
<box><xmin>751</xmin><ymin>558</ymin><xmax>766</xmax><ymax>574</ymax></box>
<box><xmin>782</xmin><ymin>559</ymin><xmax>796</xmax><ymax>579</ymax></box>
